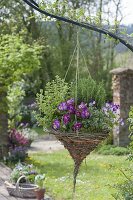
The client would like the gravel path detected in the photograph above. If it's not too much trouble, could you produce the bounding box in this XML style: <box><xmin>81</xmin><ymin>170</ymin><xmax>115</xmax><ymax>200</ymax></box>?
<box><xmin>29</xmin><ymin>135</ymin><xmax>64</xmax><ymax>153</ymax></box>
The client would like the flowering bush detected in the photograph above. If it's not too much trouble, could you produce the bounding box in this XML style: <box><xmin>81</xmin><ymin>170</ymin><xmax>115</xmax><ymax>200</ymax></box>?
<box><xmin>20</xmin><ymin>128</ymin><xmax>38</xmax><ymax>144</ymax></box>
<box><xmin>10</xmin><ymin>162</ymin><xmax>38</xmax><ymax>183</ymax></box>
<box><xmin>8</xmin><ymin>146</ymin><xmax>28</xmax><ymax>163</ymax></box>
<box><xmin>9</xmin><ymin>129</ymin><xmax>29</xmax><ymax>147</ymax></box>
<box><xmin>8</xmin><ymin>129</ymin><xmax>30</xmax><ymax>162</ymax></box>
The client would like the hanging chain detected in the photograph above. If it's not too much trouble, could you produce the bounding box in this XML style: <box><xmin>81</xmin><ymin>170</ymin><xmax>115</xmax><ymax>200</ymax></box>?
<box><xmin>64</xmin><ymin>44</ymin><xmax>77</xmax><ymax>81</ymax></box>
<box><xmin>75</xmin><ymin>31</ymin><xmax>79</xmax><ymax>107</ymax></box>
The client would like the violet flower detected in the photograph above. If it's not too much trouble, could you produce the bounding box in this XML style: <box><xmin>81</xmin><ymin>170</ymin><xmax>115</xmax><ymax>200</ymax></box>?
<box><xmin>75</xmin><ymin>110</ymin><xmax>81</xmax><ymax>117</ymax></box>
<box><xmin>103</xmin><ymin>103</ymin><xmax>120</xmax><ymax>115</ymax></box>
<box><xmin>119</xmin><ymin>118</ymin><xmax>124</xmax><ymax>126</ymax></box>
<box><xmin>52</xmin><ymin>119</ymin><xmax>60</xmax><ymax>130</ymax></box>
<box><xmin>81</xmin><ymin>109</ymin><xmax>90</xmax><ymax>119</ymax></box>
<box><xmin>73</xmin><ymin>122</ymin><xmax>82</xmax><ymax>131</ymax></box>
<box><xmin>67</xmin><ymin>104</ymin><xmax>75</xmax><ymax>114</ymax></box>
<box><xmin>63</xmin><ymin>114</ymin><xmax>71</xmax><ymax>125</ymax></box>
<box><xmin>67</xmin><ymin>98</ymin><xmax>74</xmax><ymax>105</ymax></box>
<box><xmin>58</xmin><ymin>102</ymin><xmax>67</xmax><ymax>111</ymax></box>
<box><xmin>78</xmin><ymin>102</ymin><xmax>87</xmax><ymax>109</ymax></box>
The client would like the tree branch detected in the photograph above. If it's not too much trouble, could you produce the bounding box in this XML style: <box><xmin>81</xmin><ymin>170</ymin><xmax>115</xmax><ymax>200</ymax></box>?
<box><xmin>22</xmin><ymin>0</ymin><xmax>133</xmax><ymax>52</ymax></box>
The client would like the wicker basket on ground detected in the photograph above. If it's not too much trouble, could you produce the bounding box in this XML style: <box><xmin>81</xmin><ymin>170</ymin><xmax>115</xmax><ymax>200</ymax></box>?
<box><xmin>51</xmin><ymin>131</ymin><xmax>109</xmax><ymax>193</ymax></box>
<box><xmin>5</xmin><ymin>175</ymin><xmax>38</xmax><ymax>198</ymax></box>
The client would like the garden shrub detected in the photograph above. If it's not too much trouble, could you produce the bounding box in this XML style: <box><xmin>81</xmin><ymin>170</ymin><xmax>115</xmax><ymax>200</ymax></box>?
<box><xmin>8</xmin><ymin>129</ymin><xmax>30</xmax><ymax>163</ymax></box>
<box><xmin>112</xmin><ymin>107</ymin><xmax>133</xmax><ymax>199</ymax></box>
<box><xmin>20</xmin><ymin>102</ymin><xmax>38</xmax><ymax>127</ymax></box>
<box><xmin>7</xmin><ymin>80</ymin><xmax>25</xmax><ymax>129</ymax></box>
<box><xmin>128</xmin><ymin>106</ymin><xmax>133</xmax><ymax>160</ymax></box>
<box><xmin>96</xmin><ymin>144</ymin><xmax>130</xmax><ymax>156</ymax></box>
<box><xmin>35</xmin><ymin>75</ymin><xmax>71</xmax><ymax>129</ymax></box>
<box><xmin>113</xmin><ymin>170</ymin><xmax>133</xmax><ymax>200</ymax></box>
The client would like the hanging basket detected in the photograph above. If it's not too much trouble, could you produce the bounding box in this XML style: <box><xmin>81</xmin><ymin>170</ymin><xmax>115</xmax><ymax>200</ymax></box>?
<box><xmin>51</xmin><ymin>131</ymin><xmax>109</xmax><ymax>193</ymax></box>
<box><xmin>5</xmin><ymin>175</ymin><xmax>38</xmax><ymax>198</ymax></box>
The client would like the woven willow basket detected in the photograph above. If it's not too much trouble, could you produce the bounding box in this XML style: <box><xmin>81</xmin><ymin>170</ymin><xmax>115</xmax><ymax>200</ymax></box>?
<box><xmin>5</xmin><ymin>175</ymin><xmax>38</xmax><ymax>198</ymax></box>
<box><xmin>51</xmin><ymin>131</ymin><xmax>109</xmax><ymax>192</ymax></box>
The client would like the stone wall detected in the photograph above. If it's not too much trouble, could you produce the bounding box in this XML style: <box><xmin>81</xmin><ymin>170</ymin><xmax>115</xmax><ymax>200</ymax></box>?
<box><xmin>110</xmin><ymin>67</ymin><xmax>133</xmax><ymax>147</ymax></box>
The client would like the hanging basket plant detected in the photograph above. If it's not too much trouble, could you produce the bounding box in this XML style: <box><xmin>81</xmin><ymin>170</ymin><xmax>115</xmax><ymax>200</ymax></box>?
<box><xmin>35</xmin><ymin>75</ymin><xmax>122</xmax><ymax>193</ymax></box>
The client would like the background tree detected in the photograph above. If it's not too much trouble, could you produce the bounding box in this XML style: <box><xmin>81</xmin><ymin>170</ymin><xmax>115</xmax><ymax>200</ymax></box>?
<box><xmin>0</xmin><ymin>34</ymin><xmax>42</xmax><ymax>159</ymax></box>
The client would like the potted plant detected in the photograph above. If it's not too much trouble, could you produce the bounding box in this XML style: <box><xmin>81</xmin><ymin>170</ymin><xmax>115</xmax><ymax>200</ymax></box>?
<box><xmin>5</xmin><ymin>162</ymin><xmax>38</xmax><ymax>198</ymax></box>
<box><xmin>10</xmin><ymin>162</ymin><xmax>38</xmax><ymax>184</ymax></box>
<box><xmin>34</xmin><ymin>174</ymin><xmax>46</xmax><ymax>200</ymax></box>
<box><xmin>35</xmin><ymin>76</ymin><xmax>123</xmax><ymax>192</ymax></box>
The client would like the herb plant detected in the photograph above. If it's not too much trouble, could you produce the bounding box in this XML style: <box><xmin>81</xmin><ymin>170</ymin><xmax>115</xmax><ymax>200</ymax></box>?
<box><xmin>35</xmin><ymin>75</ymin><xmax>71</xmax><ymax>129</ymax></box>
<box><xmin>71</xmin><ymin>78</ymin><xmax>106</xmax><ymax>108</ymax></box>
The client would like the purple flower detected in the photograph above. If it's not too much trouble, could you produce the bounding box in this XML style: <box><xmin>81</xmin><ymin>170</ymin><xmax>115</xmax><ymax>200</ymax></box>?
<box><xmin>104</xmin><ymin>103</ymin><xmax>120</xmax><ymax>115</ymax></box>
<box><xmin>52</xmin><ymin>119</ymin><xmax>60</xmax><ymax>130</ymax></box>
<box><xmin>67</xmin><ymin>98</ymin><xmax>74</xmax><ymax>105</ymax></box>
<box><xmin>119</xmin><ymin>118</ymin><xmax>124</xmax><ymax>126</ymax></box>
<box><xmin>73</xmin><ymin>122</ymin><xmax>82</xmax><ymax>131</ymax></box>
<box><xmin>58</xmin><ymin>102</ymin><xmax>67</xmax><ymax>111</ymax></box>
<box><xmin>81</xmin><ymin>109</ymin><xmax>90</xmax><ymax>119</ymax></box>
<box><xmin>67</xmin><ymin>104</ymin><xmax>75</xmax><ymax>114</ymax></box>
<box><xmin>75</xmin><ymin>110</ymin><xmax>81</xmax><ymax>117</ymax></box>
<box><xmin>78</xmin><ymin>102</ymin><xmax>87</xmax><ymax>110</ymax></box>
<box><xmin>63</xmin><ymin>114</ymin><xmax>71</xmax><ymax>125</ymax></box>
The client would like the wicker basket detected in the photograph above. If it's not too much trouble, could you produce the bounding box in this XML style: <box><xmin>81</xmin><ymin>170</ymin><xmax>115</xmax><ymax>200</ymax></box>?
<box><xmin>5</xmin><ymin>175</ymin><xmax>38</xmax><ymax>198</ymax></box>
<box><xmin>51</xmin><ymin>131</ymin><xmax>109</xmax><ymax>193</ymax></box>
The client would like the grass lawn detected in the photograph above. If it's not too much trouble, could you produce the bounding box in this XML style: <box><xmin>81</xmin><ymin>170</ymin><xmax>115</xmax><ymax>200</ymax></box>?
<box><xmin>29</xmin><ymin>150</ymin><xmax>132</xmax><ymax>200</ymax></box>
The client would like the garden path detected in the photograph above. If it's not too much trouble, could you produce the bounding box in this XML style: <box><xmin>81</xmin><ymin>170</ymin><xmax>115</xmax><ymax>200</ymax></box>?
<box><xmin>29</xmin><ymin>135</ymin><xmax>64</xmax><ymax>153</ymax></box>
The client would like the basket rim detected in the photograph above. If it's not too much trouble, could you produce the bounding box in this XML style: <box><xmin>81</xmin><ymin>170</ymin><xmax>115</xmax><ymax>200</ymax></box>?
<box><xmin>50</xmin><ymin>130</ymin><xmax>109</xmax><ymax>139</ymax></box>
<box><xmin>5</xmin><ymin>181</ymin><xmax>38</xmax><ymax>190</ymax></box>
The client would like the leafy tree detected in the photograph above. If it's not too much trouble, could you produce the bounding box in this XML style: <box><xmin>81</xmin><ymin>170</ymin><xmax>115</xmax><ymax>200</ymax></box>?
<box><xmin>0</xmin><ymin>34</ymin><xmax>42</xmax><ymax>159</ymax></box>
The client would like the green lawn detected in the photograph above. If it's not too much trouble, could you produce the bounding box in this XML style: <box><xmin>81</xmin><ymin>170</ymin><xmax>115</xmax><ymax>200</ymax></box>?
<box><xmin>29</xmin><ymin>150</ymin><xmax>132</xmax><ymax>200</ymax></box>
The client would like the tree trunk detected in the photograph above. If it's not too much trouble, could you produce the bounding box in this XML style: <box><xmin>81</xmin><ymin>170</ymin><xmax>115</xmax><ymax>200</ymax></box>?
<box><xmin>0</xmin><ymin>89</ymin><xmax>8</xmax><ymax>160</ymax></box>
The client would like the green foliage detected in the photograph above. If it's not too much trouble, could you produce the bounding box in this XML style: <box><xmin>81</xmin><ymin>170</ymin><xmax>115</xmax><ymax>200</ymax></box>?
<box><xmin>35</xmin><ymin>76</ymin><xmax>120</xmax><ymax>134</ymax></box>
<box><xmin>7</xmin><ymin>80</ymin><xmax>25</xmax><ymax>129</ymax></box>
<box><xmin>35</xmin><ymin>174</ymin><xmax>46</xmax><ymax>189</ymax></box>
<box><xmin>71</xmin><ymin>78</ymin><xmax>106</xmax><ymax>107</ymax></box>
<box><xmin>113</xmin><ymin>169</ymin><xmax>133</xmax><ymax>200</ymax></box>
<box><xmin>96</xmin><ymin>144</ymin><xmax>130</xmax><ymax>156</ymax></box>
<box><xmin>0</xmin><ymin>33</ymin><xmax>42</xmax><ymax>130</ymax></box>
<box><xmin>10</xmin><ymin>162</ymin><xmax>37</xmax><ymax>184</ymax></box>
<box><xmin>35</xmin><ymin>76</ymin><xmax>71</xmax><ymax>129</ymax></box>
<box><xmin>128</xmin><ymin>106</ymin><xmax>133</xmax><ymax>160</ymax></box>
<box><xmin>128</xmin><ymin>106</ymin><xmax>133</xmax><ymax>135</ymax></box>
<box><xmin>112</xmin><ymin>107</ymin><xmax>133</xmax><ymax>199</ymax></box>
<box><xmin>0</xmin><ymin>34</ymin><xmax>42</xmax><ymax>85</ymax></box>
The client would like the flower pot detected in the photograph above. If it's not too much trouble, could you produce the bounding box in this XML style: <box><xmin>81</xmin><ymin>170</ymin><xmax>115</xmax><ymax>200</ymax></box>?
<box><xmin>34</xmin><ymin>188</ymin><xmax>45</xmax><ymax>200</ymax></box>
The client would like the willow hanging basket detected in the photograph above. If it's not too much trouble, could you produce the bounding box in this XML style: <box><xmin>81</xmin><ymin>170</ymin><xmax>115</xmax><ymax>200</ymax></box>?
<box><xmin>51</xmin><ymin>131</ymin><xmax>109</xmax><ymax>192</ymax></box>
